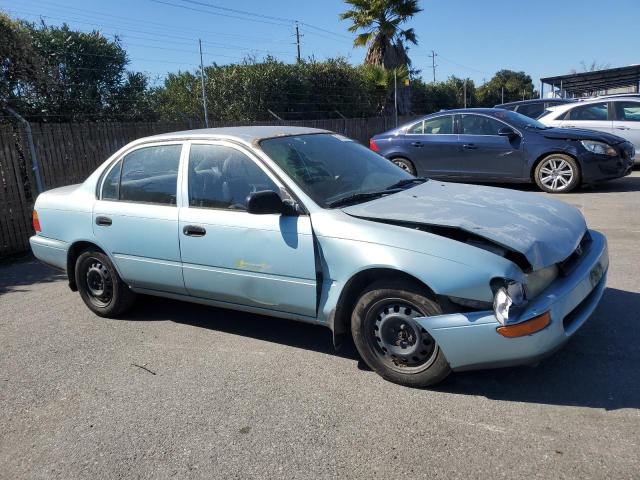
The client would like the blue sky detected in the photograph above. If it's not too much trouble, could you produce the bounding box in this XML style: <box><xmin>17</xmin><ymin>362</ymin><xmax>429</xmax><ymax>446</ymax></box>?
<box><xmin>3</xmin><ymin>0</ymin><xmax>639</xmax><ymax>88</ymax></box>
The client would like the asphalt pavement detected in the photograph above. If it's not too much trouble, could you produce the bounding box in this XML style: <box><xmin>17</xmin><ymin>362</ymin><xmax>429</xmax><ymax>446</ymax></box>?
<box><xmin>1</xmin><ymin>172</ymin><xmax>639</xmax><ymax>479</ymax></box>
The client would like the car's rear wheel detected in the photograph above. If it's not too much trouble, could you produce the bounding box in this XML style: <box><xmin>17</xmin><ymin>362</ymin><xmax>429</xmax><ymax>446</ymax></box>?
<box><xmin>534</xmin><ymin>154</ymin><xmax>580</xmax><ymax>193</ymax></box>
<box><xmin>351</xmin><ymin>279</ymin><xmax>451</xmax><ymax>388</ymax></box>
<box><xmin>75</xmin><ymin>250</ymin><xmax>136</xmax><ymax>317</ymax></box>
<box><xmin>391</xmin><ymin>157</ymin><xmax>417</xmax><ymax>176</ymax></box>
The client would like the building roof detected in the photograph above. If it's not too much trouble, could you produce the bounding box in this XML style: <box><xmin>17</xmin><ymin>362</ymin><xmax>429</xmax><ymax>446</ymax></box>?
<box><xmin>541</xmin><ymin>65</ymin><xmax>640</xmax><ymax>94</ymax></box>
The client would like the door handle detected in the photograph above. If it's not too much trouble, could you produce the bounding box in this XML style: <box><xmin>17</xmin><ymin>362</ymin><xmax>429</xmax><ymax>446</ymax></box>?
<box><xmin>183</xmin><ymin>225</ymin><xmax>206</xmax><ymax>237</ymax></box>
<box><xmin>615</xmin><ymin>126</ymin><xmax>630</xmax><ymax>130</ymax></box>
<box><xmin>565</xmin><ymin>125</ymin><xmax>576</xmax><ymax>128</ymax></box>
<box><xmin>411</xmin><ymin>141</ymin><xmax>424</xmax><ymax>147</ymax></box>
<box><xmin>95</xmin><ymin>216</ymin><xmax>112</xmax><ymax>226</ymax></box>
<box><xmin>462</xmin><ymin>144</ymin><xmax>478</xmax><ymax>150</ymax></box>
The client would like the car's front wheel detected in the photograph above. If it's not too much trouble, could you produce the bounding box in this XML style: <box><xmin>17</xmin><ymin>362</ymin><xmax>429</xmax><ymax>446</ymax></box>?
<box><xmin>534</xmin><ymin>154</ymin><xmax>580</xmax><ymax>193</ymax></box>
<box><xmin>391</xmin><ymin>157</ymin><xmax>417</xmax><ymax>176</ymax></box>
<box><xmin>75</xmin><ymin>250</ymin><xmax>136</xmax><ymax>317</ymax></box>
<box><xmin>351</xmin><ymin>279</ymin><xmax>451</xmax><ymax>388</ymax></box>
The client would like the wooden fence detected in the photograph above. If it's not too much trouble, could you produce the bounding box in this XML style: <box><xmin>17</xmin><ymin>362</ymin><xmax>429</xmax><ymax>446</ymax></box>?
<box><xmin>0</xmin><ymin>115</ymin><xmax>415</xmax><ymax>258</ymax></box>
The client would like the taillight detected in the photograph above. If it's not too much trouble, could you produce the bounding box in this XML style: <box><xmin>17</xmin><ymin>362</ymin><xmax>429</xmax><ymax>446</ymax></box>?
<box><xmin>369</xmin><ymin>138</ymin><xmax>380</xmax><ymax>152</ymax></box>
<box><xmin>32</xmin><ymin>210</ymin><xmax>41</xmax><ymax>233</ymax></box>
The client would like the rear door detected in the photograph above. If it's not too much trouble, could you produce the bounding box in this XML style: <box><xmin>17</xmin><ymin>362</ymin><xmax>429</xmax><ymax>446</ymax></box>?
<box><xmin>402</xmin><ymin>115</ymin><xmax>459</xmax><ymax>176</ymax></box>
<box><xmin>178</xmin><ymin>141</ymin><xmax>318</xmax><ymax>318</ymax></box>
<box><xmin>559</xmin><ymin>101</ymin><xmax>613</xmax><ymax>134</ymax></box>
<box><xmin>93</xmin><ymin>142</ymin><xmax>187</xmax><ymax>295</ymax></box>
<box><xmin>455</xmin><ymin>114</ymin><xmax>525</xmax><ymax>179</ymax></box>
<box><xmin>611</xmin><ymin>100</ymin><xmax>640</xmax><ymax>151</ymax></box>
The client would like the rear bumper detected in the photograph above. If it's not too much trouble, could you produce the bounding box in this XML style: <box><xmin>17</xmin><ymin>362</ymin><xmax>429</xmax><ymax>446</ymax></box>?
<box><xmin>416</xmin><ymin>230</ymin><xmax>608</xmax><ymax>371</ymax></box>
<box><xmin>30</xmin><ymin>235</ymin><xmax>68</xmax><ymax>271</ymax></box>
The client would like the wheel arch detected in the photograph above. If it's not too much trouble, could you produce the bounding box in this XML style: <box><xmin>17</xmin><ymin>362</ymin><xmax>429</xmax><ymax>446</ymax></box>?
<box><xmin>331</xmin><ymin>267</ymin><xmax>438</xmax><ymax>349</ymax></box>
<box><xmin>66</xmin><ymin>240</ymin><xmax>110</xmax><ymax>291</ymax></box>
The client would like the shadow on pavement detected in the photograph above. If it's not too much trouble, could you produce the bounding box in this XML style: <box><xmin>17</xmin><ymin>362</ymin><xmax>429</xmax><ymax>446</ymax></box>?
<box><xmin>0</xmin><ymin>259</ymin><xmax>65</xmax><ymax>296</ymax></box>
<box><xmin>125</xmin><ymin>287</ymin><xmax>639</xmax><ymax>410</ymax></box>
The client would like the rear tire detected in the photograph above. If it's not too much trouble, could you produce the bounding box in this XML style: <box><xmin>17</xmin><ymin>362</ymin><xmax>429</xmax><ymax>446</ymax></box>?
<box><xmin>351</xmin><ymin>279</ymin><xmax>451</xmax><ymax>388</ymax></box>
<box><xmin>534</xmin><ymin>154</ymin><xmax>580</xmax><ymax>193</ymax></box>
<box><xmin>391</xmin><ymin>157</ymin><xmax>417</xmax><ymax>176</ymax></box>
<box><xmin>75</xmin><ymin>250</ymin><xmax>136</xmax><ymax>317</ymax></box>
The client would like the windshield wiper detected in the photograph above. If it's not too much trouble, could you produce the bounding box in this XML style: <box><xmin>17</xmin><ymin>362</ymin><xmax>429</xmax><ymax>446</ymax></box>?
<box><xmin>385</xmin><ymin>177</ymin><xmax>427</xmax><ymax>190</ymax></box>
<box><xmin>327</xmin><ymin>189</ymin><xmax>402</xmax><ymax>208</ymax></box>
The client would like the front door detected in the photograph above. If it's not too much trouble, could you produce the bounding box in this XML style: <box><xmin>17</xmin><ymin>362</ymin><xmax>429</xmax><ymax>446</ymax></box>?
<box><xmin>456</xmin><ymin>114</ymin><xmax>525</xmax><ymax>179</ymax></box>
<box><xmin>93</xmin><ymin>142</ymin><xmax>187</xmax><ymax>295</ymax></box>
<box><xmin>178</xmin><ymin>142</ymin><xmax>318</xmax><ymax>318</ymax></box>
<box><xmin>559</xmin><ymin>101</ymin><xmax>613</xmax><ymax>134</ymax></box>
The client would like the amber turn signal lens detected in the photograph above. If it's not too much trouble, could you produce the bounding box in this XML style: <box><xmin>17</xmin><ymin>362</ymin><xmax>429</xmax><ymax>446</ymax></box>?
<box><xmin>496</xmin><ymin>311</ymin><xmax>551</xmax><ymax>338</ymax></box>
<box><xmin>32</xmin><ymin>210</ymin><xmax>41</xmax><ymax>233</ymax></box>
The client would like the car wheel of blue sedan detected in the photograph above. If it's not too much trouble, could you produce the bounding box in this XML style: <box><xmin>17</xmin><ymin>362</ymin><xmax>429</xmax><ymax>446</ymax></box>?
<box><xmin>75</xmin><ymin>250</ymin><xmax>136</xmax><ymax>317</ymax></box>
<box><xmin>534</xmin><ymin>154</ymin><xmax>580</xmax><ymax>193</ymax></box>
<box><xmin>351</xmin><ymin>279</ymin><xmax>451</xmax><ymax>388</ymax></box>
<box><xmin>391</xmin><ymin>157</ymin><xmax>416</xmax><ymax>176</ymax></box>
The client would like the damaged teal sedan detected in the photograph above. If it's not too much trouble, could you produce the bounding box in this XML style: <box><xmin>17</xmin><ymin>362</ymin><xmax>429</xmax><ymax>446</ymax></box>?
<box><xmin>30</xmin><ymin>127</ymin><xmax>608</xmax><ymax>387</ymax></box>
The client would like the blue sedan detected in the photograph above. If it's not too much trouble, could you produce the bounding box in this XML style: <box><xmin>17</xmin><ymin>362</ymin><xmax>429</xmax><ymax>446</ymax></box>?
<box><xmin>370</xmin><ymin>108</ymin><xmax>635</xmax><ymax>193</ymax></box>
<box><xmin>30</xmin><ymin>126</ymin><xmax>608</xmax><ymax>387</ymax></box>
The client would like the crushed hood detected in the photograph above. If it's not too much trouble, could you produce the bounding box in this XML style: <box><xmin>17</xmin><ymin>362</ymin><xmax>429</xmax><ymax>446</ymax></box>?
<box><xmin>342</xmin><ymin>181</ymin><xmax>587</xmax><ymax>270</ymax></box>
<box><xmin>541</xmin><ymin>127</ymin><xmax>626</xmax><ymax>144</ymax></box>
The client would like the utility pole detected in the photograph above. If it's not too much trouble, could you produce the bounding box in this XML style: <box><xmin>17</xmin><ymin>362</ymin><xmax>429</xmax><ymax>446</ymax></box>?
<box><xmin>463</xmin><ymin>79</ymin><xmax>467</xmax><ymax>108</ymax></box>
<box><xmin>198</xmin><ymin>38</ymin><xmax>209</xmax><ymax>128</ymax></box>
<box><xmin>501</xmin><ymin>86</ymin><xmax>504</xmax><ymax>104</ymax></box>
<box><xmin>394</xmin><ymin>70</ymin><xmax>398</xmax><ymax>127</ymax></box>
<box><xmin>295</xmin><ymin>22</ymin><xmax>301</xmax><ymax>62</ymax></box>
<box><xmin>428</xmin><ymin>50</ymin><xmax>438</xmax><ymax>83</ymax></box>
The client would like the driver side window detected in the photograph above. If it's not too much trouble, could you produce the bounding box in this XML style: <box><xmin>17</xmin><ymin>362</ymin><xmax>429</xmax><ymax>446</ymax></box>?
<box><xmin>188</xmin><ymin>144</ymin><xmax>278</xmax><ymax>210</ymax></box>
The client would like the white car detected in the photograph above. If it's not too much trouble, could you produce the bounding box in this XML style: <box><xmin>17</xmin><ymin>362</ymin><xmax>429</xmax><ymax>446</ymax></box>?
<box><xmin>540</xmin><ymin>97</ymin><xmax>639</xmax><ymax>164</ymax></box>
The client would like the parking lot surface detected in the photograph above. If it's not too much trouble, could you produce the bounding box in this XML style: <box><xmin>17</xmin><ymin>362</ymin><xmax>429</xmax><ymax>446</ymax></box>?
<box><xmin>1</xmin><ymin>172</ymin><xmax>639</xmax><ymax>479</ymax></box>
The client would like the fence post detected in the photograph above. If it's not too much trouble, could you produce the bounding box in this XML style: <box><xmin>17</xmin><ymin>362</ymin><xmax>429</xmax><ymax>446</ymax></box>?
<box><xmin>4</xmin><ymin>107</ymin><xmax>44</xmax><ymax>194</ymax></box>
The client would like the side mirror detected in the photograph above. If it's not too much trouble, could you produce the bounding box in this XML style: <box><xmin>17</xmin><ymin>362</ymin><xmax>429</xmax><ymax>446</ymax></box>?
<box><xmin>247</xmin><ymin>190</ymin><xmax>297</xmax><ymax>215</ymax></box>
<box><xmin>498</xmin><ymin>126</ymin><xmax>519</xmax><ymax>139</ymax></box>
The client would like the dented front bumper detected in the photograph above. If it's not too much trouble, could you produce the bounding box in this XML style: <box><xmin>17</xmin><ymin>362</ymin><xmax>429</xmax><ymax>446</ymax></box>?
<box><xmin>415</xmin><ymin>230</ymin><xmax>608</xmax><ymax>371</ymax></box>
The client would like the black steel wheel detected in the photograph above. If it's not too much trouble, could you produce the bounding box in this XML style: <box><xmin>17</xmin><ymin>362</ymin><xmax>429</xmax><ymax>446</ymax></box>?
<box><xmin>75</xmin><ymin>250</ymin><xmax>136</xmax><ymax>317</ymax></box>
<box><xmin>351</xmin><ymin>279</ymin><xmax>451</xmax><ymax>388</ymax></box>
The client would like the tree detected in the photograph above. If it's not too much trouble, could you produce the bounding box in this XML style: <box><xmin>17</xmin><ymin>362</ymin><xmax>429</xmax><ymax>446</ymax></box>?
<box><xmin>340</xmin><ymin>0</ymin><xmax>422</xmax><ymax>114</ymax></box>
<box><xmin>0</xmin><ymin>11</ymin><xmax>39</xmax><ymax>106</ymax></box>
<box><xmin>570</xmin><ymin>61</ymin><xmax>611</xmax><ymax>74</ymax></box>
<box><xmin>476</xmin><ymin>69</ymin><xmax>536</xmax><ymax>107</ymax></box>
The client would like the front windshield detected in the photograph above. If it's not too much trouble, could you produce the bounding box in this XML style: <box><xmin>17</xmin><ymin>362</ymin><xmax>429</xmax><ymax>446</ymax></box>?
<box><xmin>492</xmin><ymin>109</ymin><xmax>549</xmax><ymax>129</ymax></box>
<box><xmin>259</xmin><ymin>133</ymin><xmax>416</xmax><ymax>208</ymax></box>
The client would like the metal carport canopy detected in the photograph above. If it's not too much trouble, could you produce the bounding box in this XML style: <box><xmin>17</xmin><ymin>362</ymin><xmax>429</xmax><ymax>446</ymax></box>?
<box><xmin>541</xmin><ymin>65</ymin><xmax>640</xmax><ymax>94</ymax></box>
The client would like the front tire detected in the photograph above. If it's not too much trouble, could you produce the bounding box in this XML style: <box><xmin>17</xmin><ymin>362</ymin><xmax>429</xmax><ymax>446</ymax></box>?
<box><xmin>391</xmin><ymin>157</ymin><xmax>417</xmax><ymax>176</ymax></box>
<box><xmin>534</xmin><ymin>154</ymin><xmax>580</xmax><ymax>193</ymax></box>
<box><xmin>75</xmin><ymin>250</ymin><xmax>136</xmax><ymax>317</ymax></box>
<box><xmin>351</xmin><ymin>279</ymin><xmax>451</xmax><ymax>388</ymax></box>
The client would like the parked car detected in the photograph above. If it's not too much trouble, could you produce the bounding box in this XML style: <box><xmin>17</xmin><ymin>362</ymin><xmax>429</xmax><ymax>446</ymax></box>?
<box><xmin>495</xmin><ymin>98</ymin><xmax>575</xmax><ymax>119</ymax></box>
<box><xmin>539</xmin><ymin>97</ymin><xmax>640</xmax><ymax>165</ymax></box>
<box><xmin>31</xmin><ymin>126</ymin><xmax>609</xmax><ymax>388</ymax></box>
<box><xmin>370</xmin><ymin>108</ymin><xmax>635</xmax><ymax>193</ymax></box>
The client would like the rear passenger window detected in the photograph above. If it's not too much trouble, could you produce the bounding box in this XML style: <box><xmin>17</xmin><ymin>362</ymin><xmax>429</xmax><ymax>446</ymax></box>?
<box><xmin>119</xmin><ymin>145</ymin><xmax>182</xmax><ymax>205</ymax></box>
<box><xmin>188</xmin><ymin>144</ymin><xmax>278</xmax><ymax>210</ymax></box>
<box><xmin>515</xmin><ymin>103</ymin><xmax>545</xmax><ymax>118</ymax></box>
<box><xmin>101</xmin><ymin>160</ymin><xmax>121</xmax><ymax>200</ymax></box>
<box><xmin>407</xmin><ymin>121</ymin><xmax>424</xmax><ymax>134</ymax></box>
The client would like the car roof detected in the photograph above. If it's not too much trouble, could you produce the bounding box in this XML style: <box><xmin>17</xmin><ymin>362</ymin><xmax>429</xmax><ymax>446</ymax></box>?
<box><xmin>142</xmin><ymin>126</ymin><xmax>330</xmax><ymax>145</ymax></box>
<box><xmin>424</xmin><ymin>108</ymin><xmax>506</xmax><ymax>116</ymax></box>
<box><xmin>495</xmin><ymin>98</ymin><xmax>573</xmax><ymax>108</ymax></box>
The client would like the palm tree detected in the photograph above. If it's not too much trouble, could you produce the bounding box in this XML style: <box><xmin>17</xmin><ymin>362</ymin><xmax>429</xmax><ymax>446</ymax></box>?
<box><xmin>340</xmin><ymin>0</ymin><xmax>421</xmax><ymax>70</ymax></box>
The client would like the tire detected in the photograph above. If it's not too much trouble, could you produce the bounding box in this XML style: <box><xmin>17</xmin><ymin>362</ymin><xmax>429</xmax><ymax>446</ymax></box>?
<box><xmin>534</xmin><ymin>154</ymin><xmax>580</xmax><ymax>193</ymax></box>
<box><xmin>351</xmin><ymin>279</ymin><xmax>451</xmax><ymax>388</ymax></box>
<box><xmin>75</xmin><ymin>250</ymin><xmax>136</xmax><ymax>317</ymax></box>
<box><xmin>391</xmin><ymin>157</ymin><xmax>417</xmax><ymax>176</ymax></box>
